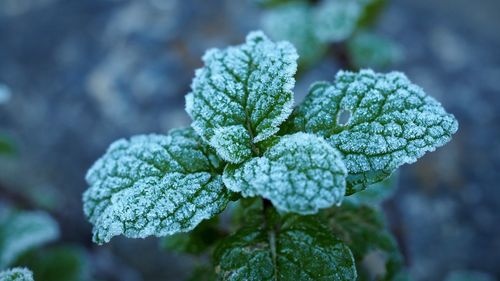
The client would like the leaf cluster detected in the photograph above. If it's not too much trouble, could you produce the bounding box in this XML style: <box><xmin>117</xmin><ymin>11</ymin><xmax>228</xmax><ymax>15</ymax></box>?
<box><xmin>82</xmin><ymin>31</ymin><xmax>457</xmax><ymax>280</ymax></box>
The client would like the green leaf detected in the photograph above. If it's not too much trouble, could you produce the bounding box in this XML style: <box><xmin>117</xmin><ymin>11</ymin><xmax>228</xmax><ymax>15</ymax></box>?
<box><xmin>290</xmin><ymin>69</ymin><xmax>458</xmax><ymax>194</ymax></box>
<box><xmin>83</xmin><ymin>128</ymin><xmax>231</xmax><ymax>244</ymax></box>
<box><xmin>261</xmin><ymin>2</ymin><xmax>327</xmax><ymax>68</ymax></box>
<box><xmin>0</xmin><ymin>268</ymin><xmax>33</xmax><ymax>281</ymax></box>
<box><xmin>223</xmin><ymin>133</ymin><xmax>347</xmax><ymax>214</ymax></box>
<box><xmin>0</xmin><ymin>210</ymin><xmax>59</xmax><ymax>269</ymax></box>
<box><xmin>214</xmin><ymin>215</ymin><xmax>356</xmax><ymax>281</ymax></box>
<box><xmin>160</xmin><ymin>218</ymin><xmax>225</xmax><ymax>255</ymax></box>
<box><xmin>313</xmin><ymin>0</ymin><xmax>362</xmax><ymax>43</ymax></box>
<box><xmin>186</xmin><ymin>31</ymin><xmax>298</xmax><ymax>164</ymax></box>
<box><xmin>345</xmin><ymin>172</ymin><xmax>398</xmax><ymax>206</ymax></box>
<box><xmin>15</xmin><ymin>246</ymin><xmax>89</xmax><ymax>281</ymax></box>
<box><xmin>347</xmin><ymin>31</ymin><xmax>402</xmax><ymax>70</ymax></box>
<box><xmin>324</xmin><ymin>203</ymin><xmax>404</xmax><ymax>281</ymax></box>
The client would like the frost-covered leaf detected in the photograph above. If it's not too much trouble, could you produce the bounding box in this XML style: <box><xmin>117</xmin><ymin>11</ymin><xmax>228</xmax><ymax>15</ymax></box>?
<box><xmin>0</xmin><ymin>268</ymin><xmax>33</xmax><ymax>281</ymax></box>
<box><xmin>0</xmin><ymin>210</ymin><xmax>59</xmax><ymax>269</ymax></box>
<box><xmin>186</xmin><ymin>31</ymin><xmax>298</xmax><ymax>164</ymax></box>
<box><xmin>324</xmin><ymin>202</ymin><xmax>404</xmax><ymax>281</ymax></box>
<box><xmin>83</xmin><ymin>128</ymin><xmax>231</xmax><ymax>244</ymax></box>
<box><xmin>347</xmin><ymin>31</ymin><xmax>402</xmax><ymax>70</ymax></box>
<box><xmin>261</xmin><ymin>2</ymin><xmax>327</xmax><ymax>68</ymax></box>
<box><xmin>214</xmin><ymin>215</ymin><xmax>356</xmax><ymax>281</ymax></box>
<box><xmin>313</xmin><ymin>0</ymin><xmax>362</xmax><ymax>43</ymax></box>
<box><xmin>290</xmin><ymin>69</ymin><xmax>458</xmax><ymax>194</ymax></box>
<box><xmin>15</xmin><ymin>246</ymin><xmax>89</xmax><ymax>281</ymax></box>
<box><xmin>223</xmin><ymin>133</ymin><xmax>347</xmax><ymax>214</ymax></box>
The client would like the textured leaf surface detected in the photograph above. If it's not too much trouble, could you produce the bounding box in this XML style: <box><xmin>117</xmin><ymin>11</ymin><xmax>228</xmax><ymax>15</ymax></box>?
<box><xmin>186</xmin><ymin>31</ymin><xmax>298</xmax><ymax>163</ymax></box>
<box><xmin>223</xmin><ymin>133</ymin><xmax>347</xmax><ymax>214</ymax></box>
<box><xmin>0</xmin><ymin>268</ymin><xmax>33</xmax><ymax>281</ymax></box>
<box><xmin>325</xmin><ymin>203</ymin><xmax>404</xmax><ymax>281</ymax></box>
<box><xmin>83</xmin><ymin>128</ymin><xmax>231</xmax><ymax>244</ymax></box>
<box><xmin>214</xmin><ymin>215</ymin><xmax>356</xmax><ymax>281</ymax></box>
<box><xmin>290</xmin><ymin>69</ymin><xmax>458</xmax><ymax>193</ymax></box>
<box><xmin>0</xmin><ymin>210</ymin><xmax>59</xmax><ymax>269</ymax></box>
<box><xmin>261</xmin><ymin>2</ymin><xmax>326</xmax><ymax>68</ymax></box>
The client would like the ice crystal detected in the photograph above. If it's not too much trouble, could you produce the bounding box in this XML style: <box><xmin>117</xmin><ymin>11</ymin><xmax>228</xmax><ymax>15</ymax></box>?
<box><xmin>214</xmin><ymin>215</ymin><xmax>356</xmax><ymax>281</ymax></box>
<box><xmin>0</xmin><ymin>210</ymin><xmax>59</xmax><ymax>269</ymax></box>
<box><xmin>186</xmin><ymin>31</ymin><xmax>298</xmax><ymax>164</ymax></box>
<box><xmin>290</xmin><ymin>69</ymin><xmax>459</xmax><ymax>193</ymax></box>
<box><xmin>223</xmin><ymin>133</ymin><xmax>347</xmax><ymax>214</ymax></box>
<box><xmin>83</xmin><ymin>128</ymin><xmax>231</xmax><ymax>244</ymax></box>
<box><xmin>0</xmin><ymin>268</ymin><xmax>33</xmax><ymax>281</ymax></box>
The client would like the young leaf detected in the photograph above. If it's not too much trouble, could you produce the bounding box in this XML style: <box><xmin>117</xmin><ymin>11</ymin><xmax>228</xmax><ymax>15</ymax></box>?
<box><xmin>214</xmin><ymin>215</ymin><xmax>356</xmax><ymax>281</ymax></box>
<box><xmin>0</xmin><ymin>268</ymin><xmax>34</xmax><ymax>281</ymax></box>
<box><xmin>290</xmin><ymin>69</ymin><xmax>458</xmax><ymax>194</ymax></box>
<box><xmin>324</xmin><ymin>203</ymin><xmax>404</xmax><ymax>281</ymax></box>
<box><xmin>83</xmin><ymin>128</ymin><xmax>231</xmax><ymax>244</ymax></box>
<box><xmin>0</xmin><ymin>210</ymin><xmax>59</xmax><ymax>269</ymax></box>
<box><xmin>186</xmin><ymin>31</ymin><xmax>298</xmax><ymax>163</ymax></box>
<box><xmin>223</xmin><ymin>133</ymin><xmax>347</xmax><ymax>215</ymax></box>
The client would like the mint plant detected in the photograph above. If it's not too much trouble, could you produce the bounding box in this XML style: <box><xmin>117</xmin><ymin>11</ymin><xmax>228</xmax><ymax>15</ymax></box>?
<box><xmin>83</xmin><ymin>31</ymin><xmax>458</xmax><ymax>280</ymax></box>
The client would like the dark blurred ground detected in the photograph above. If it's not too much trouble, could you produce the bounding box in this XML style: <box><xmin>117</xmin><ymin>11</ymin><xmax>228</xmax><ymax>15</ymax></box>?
<box><xmin>0</xmin><ymin>0</ymin><xmax>498</xmax><ymax>280</ymax></box>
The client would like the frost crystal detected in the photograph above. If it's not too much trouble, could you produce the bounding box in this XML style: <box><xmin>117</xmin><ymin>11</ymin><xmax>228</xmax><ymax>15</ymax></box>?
<box><xmin>0</xmin><ymin>268</ymin><xmax>33</xmax><ymax>281</ymax></box>
<box><xmin>186</xmin><ymin>31</ymin><xmax>298</xmax><ymax>164</ymax></box>
<box><xmin>83</xmin><ymin>128</ymin><xmax>231</xmax><ymax>244</ymax></box>
<box><xmin>223</xmin><ymin>133</ymin><xmax>347</xmax><ymax>214</ymax></box>
<box><xmin>0</xmin><ymin>210</ymin><xmax>59</xmax><ymax>269</ymax></box>
<box><xmin>291</xmin><ymin>69</ymin><xmax>459</xmax><ymax>193</ymax></box>
<box><xmin>214</xmin><ymin>215</ymin><xmax>356</xmax><ymax>281</ymax></box>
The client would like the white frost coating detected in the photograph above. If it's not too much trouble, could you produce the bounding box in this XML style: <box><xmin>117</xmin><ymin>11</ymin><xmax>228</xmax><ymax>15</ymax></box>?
<box><xmin>223</xmin><ymin>133</ymin><xmax>347</xmax><ymax>214</ymax></box>
<box><xmin>0</xmin><ymin>268</ymin><xmax>34</xmax><ymax>281</ymax></box>
<box><xmin>313</xmin><ymin>0</ymin><xmax>362</xmax><ymax>43</ymax></box>
<box><xmin>187</xmin><ymin>30</ymin><xmax>298</xmax><ymax>164</ymax></box>
<box><xmin>0</xmin><ymin>210</ymin><xmax>59</xmax><ymax>268</ymax></box>
<box><xmin>292</xmin><ymin>69</ymin><xmax>459</xmax><ymax>192</ymax></box>
<box><xmin>209</xmin><ymin>125</ymin><xmax>252</xmax><ymax>164</ymax></box>
<box><xmin>83</xmin><ymin>128</ymin><xmax>231</xmax><ymax>244</ymax></box>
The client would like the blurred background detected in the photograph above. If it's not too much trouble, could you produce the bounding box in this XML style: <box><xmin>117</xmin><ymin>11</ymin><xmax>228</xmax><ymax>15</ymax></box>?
<box><xmin>0</xmin><ymin>0</ymin><xmax>499</xmax><ymax>280</ymax></box>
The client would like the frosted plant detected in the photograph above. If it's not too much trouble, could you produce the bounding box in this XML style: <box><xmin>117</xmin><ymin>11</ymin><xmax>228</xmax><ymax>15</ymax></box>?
<box><xmin>0</xmin><ymin>268</ymin><xmax>33</xmax><ymax>281</ymax></box>
<box><xmin>83</xmin><ymin>31</ymin><xmax>458</xmax><ymax>280</ymax></box>
<box><xmin>0</xmin><ymin>209</ymin><xmax>59</xmax><ymax>269</ymax></box>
